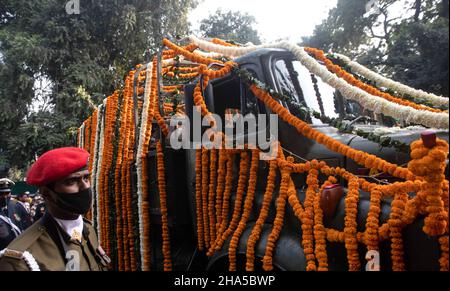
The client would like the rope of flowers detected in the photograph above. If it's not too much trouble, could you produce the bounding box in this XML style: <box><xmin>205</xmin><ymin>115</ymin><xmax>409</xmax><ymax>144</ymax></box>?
<box><xmin>327</xmin><ymin>55</ymin><xmax>448</xmax><ymax>111</ymax></box>
<box><xmin>212</xmin><ymin>151</ymin><xmax>249</xmax><ymax>254</ymax></box>
<box><xmin>135</xmin><ymin>61</ymin><xmax>155</xmax><ymax>271</ymax></box>
<box><xmin>303</xmin><ymin>167</ymin><xmax>319</xmax><ymax>271</ymax></box>
<box><xmin>201</xmin><ymin>147</ymin><xmax>211</xmax><ymax>249</ymax></box>
<box><xmin>229</xmin><ymin>148</ymin><xmax>260</xmax><ymax>271</ymax></box>
<box><xmin>332</xmin><ymin>52</ymin><xmax>449</xmax><ymax>107</ymax></box>
<box><xmin>116</xmin><ymin>75</ymin><xmax>133</xmax><ymax>271</ymax></box>
<box><xmin>314</xmin><ymin>176</ymin><xmax>337</xmax><ymax>271</ymax></box>
<box><xmin>163</xmin><ymin>38</ymin><xmax>225</xmax><ymax>66</ymax></box>
<box><xmin>388</xmin><ymin>189</ymin><xmax>409</xmax><ymax>271</ymax></box>
<box><xmin>208</xmin><ymin>149</ymin><xmax>218</xmax><ymax>245</ymax></box>
<box><xmin>188</xmin><ymin>36</ymin><xmax>449</xmax><ymax>128</ymax></box>
<box><xmin>207</xmin><ymin>152</ymin><xmax>236</xmax><ymax>257</ymax></box>
<box><xmin>305</xmin><ymin>47</ymin><xmax>444</xmax><ymax>114</ymax></box>
<box><xmin>344</xmin><ymin>175</ymin><xmax>361</xmax><ymax>271</ymax></box>
<box><xmin>84</xmin><ymin>117</ymin><xmax>91</xmax><ymax>151</ymax></box>
<box><xmin>98</xmin><ymin>97</ymin><xmax>110</xmax><ymax>251</ymax></box>
<box><xmin>195</xmin><ymin>149</ymin><xmax>205</xmax><ymax>251</ymax></box>
<box><xmin>262</xmin><ymin>157</ymin><xmax>292</xmax><ymax>271</ymax></box>
<box><xmin>77</xmin><ymin>126</ymin><xmax>82</xmax><ymax>148</ymax></box>
<box><xmin>88</xmin><ymin>110</ymin><xmax>98</xmax><ymax>172</ymax></box>
<box><xmin>99</xmin><ymin>93</ymin><xmax>118</xmax><ymax>253</ymax></box>
<box><xmin>125</xmin><ymin>72</ymin><xmax>140</xmax><ymax>270</ymax></box>
<box><xmin>108</xmin><ymin>87</ymin><xmax>125</xmax><ymax>269</ymax></box>
<box><xmin>245</xmin><ymin>157</ymin><xmax>278</xmax><ymax>271</ymax></box>
<box><xmin>214</xmin><ymin>148</ymin><xmax>227</xmax><ymax>232</ymax></box>
<box><xmin>408</xmin><ymin>138</ymin><xmax>449</xmax><ymax>236</ymax></box>
<box><xmin>93</xmin><ymin>103</ymin><xmax>105</xmax><ymax>237</ymax></box>
<box><xmin>364</xmin><ymin>187</ymin><xmax>382</xmax><ymax>252</ymax></box>
<box><xmin>156</xmin><ymin>141</ymin><xmax>173</xmax><ymax>271</ymax></box>
<box><xmin>113</xmin><ymin>84</ymin><xmax>132</xmax><ymax>271</ymax></box>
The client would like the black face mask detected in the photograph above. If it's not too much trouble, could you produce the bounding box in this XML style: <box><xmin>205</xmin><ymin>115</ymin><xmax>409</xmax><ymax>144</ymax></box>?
<box><xmin>50</xmin><ymin>188</ymin><xmax>93</xmax><ymax>215</ymax></box>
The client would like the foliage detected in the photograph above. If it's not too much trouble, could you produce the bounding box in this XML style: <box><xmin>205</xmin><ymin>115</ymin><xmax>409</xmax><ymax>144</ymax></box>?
<box><xmin>199</xmin><ymin>9</ymin><xmax>261</xmax><ymax>45</ymax></box>
<box><xmin>303</xmin><ymin>0</ymin><xmax>449</xmax><ymax>97</ymax></box>
<box><xmin>0</xmin><ymin>0</ymin><xmax>197</xmax><ymax>177</ymax></box>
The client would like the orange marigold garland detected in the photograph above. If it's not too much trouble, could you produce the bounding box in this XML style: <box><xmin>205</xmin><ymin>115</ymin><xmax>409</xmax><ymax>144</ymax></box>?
<box><xmin>344</xmin><ymin>176</ymin><xmax>361</xmax><ymax>271</ymax></box>
<box><xmin>246</xmin><ymin>158</ymin><xmax>278</xmax><ymax>271</ymax></box>
<box><xmin>213</xmin><ymin>151</ymin><xmax>249</xmax><ymax>254</ymax></box>
<box><xmin>388</xmin><ymin>189</ymin><xmax>409</xmax><ymax>271</ymax></box>
<box><xmin>229</xmin><ymin>149</ymin><xmax>259</xmax><ymax>271</ymax></box>
<box><xmin>262</xmin><ymin>158</ymin><xmax>292</xmax><ymax>271</ymax></box>
<box><xmin>364</xmin><ymin>188</ymin><xmax>382</xmax><ymax>251</ymax></box>
<box><xmin>214</xmin><ymin>148</ymin><xmax>227</xmax><ymax>232</ymax></box>
<box><xmin>313</xmin><ymin>176</ymin><xmax>337</xmax><ymax>271</ymax></box>
<box><xmin>156</xmin><ymin>141</ymin><xmax>173</xmax><ymax>271</ymax></box>
<box><xmin>201</xmin><ymin>148</ymin><xmax>211</xmax><ymax>249</ymax></box>
<box><xmin>408</xmin><ymin>138</ymin><xmax>449</xmax><ymax>236</ymax></box>
<box><xmin>303</xmin><ymin>166</ymin><xmax>318</xmax><ymax>271</ymax></box>
<box><xmin>208</xmin><ymin>149</ymin><xmax>218</xmax><ymax>245</ymax></box>
<box><xmin>208</xmin><ymin>152</ymin><xmax>235</xmax><ymax>256</ymax></box>
<box><xmin>195</xmin><ymin>149</ymin><xmax>205</xmax><ymax>250</ymax></box>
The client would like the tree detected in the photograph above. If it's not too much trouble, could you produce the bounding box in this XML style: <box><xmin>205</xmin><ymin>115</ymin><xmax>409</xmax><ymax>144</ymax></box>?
<box><xmin>199</xmin><ymin>9</ymin><xmax>261</xmax><ymax>45</ymax></box>
<box><xmin>302</xmin><ymin>0</ymin><xmax>449</xmax><ymax>97</ymax></box>
<box><xmin>0</xmin><ymin>0</ymin><xmax>197</xmax><ymax>177</ymax></box>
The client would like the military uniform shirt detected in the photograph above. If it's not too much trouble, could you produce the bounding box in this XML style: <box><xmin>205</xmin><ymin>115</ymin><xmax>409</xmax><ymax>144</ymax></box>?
<box><xmin>0</xmin><ymin>213</ymin><xmax>110</xmax><ymax>271</ymax></box>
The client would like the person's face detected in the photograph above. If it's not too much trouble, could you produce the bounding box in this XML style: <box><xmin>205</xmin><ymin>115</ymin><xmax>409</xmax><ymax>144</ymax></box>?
<box><xmin>42</xmin><ymin>169</ymin><xmax>91</xmax><ymax>218</ymax></box>
<box><xmin>19</xmin><ymin>195</ymin><xmax>28</xmax><ymax>202</ymax></box>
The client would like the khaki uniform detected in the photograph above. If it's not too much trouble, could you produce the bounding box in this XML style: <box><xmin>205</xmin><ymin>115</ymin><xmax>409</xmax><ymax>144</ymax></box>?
<box><xmin>0</xmin><ymin>213</ymin><xmax>110</xmax><ymax>271</ymax></box>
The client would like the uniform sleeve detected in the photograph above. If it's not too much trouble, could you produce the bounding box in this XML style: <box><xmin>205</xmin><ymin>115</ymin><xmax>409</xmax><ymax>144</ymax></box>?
<box><xmin>0</xmin><ymin>256</ymin><xmax>31</xmax><ymax>271</ymax></box>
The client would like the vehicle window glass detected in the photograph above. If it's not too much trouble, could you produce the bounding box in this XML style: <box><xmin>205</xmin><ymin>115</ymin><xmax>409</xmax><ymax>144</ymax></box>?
<box><xmin>274</xmin><ymin>58</ymin><xmax>369</xmax><ymax>124</ymax></box>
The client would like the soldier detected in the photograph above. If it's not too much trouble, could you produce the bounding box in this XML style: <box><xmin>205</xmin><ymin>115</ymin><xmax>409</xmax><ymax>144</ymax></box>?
<box><xmin>10</xmin><ymin>192</ymin><xmax>34</xmax><ymax>231</ymax></box>
<box><xmin>0</xmin><ymin>178</ymin><xmax>21</xmax><ymax>250</ymax></box>
<box><xmin>0</xmin><ymin>147</ymin><xmax>110</xmax><ymax>271</ymax></box>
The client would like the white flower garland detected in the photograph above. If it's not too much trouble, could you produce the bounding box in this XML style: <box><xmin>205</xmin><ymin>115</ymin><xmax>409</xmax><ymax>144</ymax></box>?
<box><xmin>135</xmin><ymin>62</ymin><xmax>153</xmax><ymax>271</ymax></box>
<box><xmin>78</xmin><ymin>124</ymin><xmax>85</xmax><ymax>148</ymax></box>
<box><xmin>95</xmin><ymin>101</ymin><xmax>106</xmax><ymax>240</ymax></box>
<box><xmin>187</xmin><ymin>36</ymin><xmax>449</xmax><ymax>129</ymax></box>
<box><xmin>91</xmin><ymin>105</ymin><xmax>103</xmax><ymax>234</ymax></box>
<box><xmin>333</xmin><ymin>53</ymin><xmax>449</xmax><ymax>107</ymax></box>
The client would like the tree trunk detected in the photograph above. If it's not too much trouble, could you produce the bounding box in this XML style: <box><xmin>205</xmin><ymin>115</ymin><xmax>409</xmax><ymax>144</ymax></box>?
<box><xmin>413</xmin><ymin>0</ymin><xmax>421</xmax><ymax>22</ymax></box>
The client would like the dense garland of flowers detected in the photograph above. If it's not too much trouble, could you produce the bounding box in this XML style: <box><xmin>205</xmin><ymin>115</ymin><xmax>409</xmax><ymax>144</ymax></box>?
<box><xmin>188</xmin><ymin>36</ymin><xmax>449</xmax><ymax>129</ymax></box>
<box><xmin>333</xmin><ymin>52</ymin><xmax>449</xmax><ymax>108</ymax></box>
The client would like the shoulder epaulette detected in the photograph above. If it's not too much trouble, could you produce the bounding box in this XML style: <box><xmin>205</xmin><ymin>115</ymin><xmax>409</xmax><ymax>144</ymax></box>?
<box><xmin>0</xmin><ymin>249</ymin><xmax>23</xmax><ymax>260</ymax></box>
<box><xmin>0</xmin><ymin>249</ymin><xmax>40</xmax><ymax>271</ymax></box>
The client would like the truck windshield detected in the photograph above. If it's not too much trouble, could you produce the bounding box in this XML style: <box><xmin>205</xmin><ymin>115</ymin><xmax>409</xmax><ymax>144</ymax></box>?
<box><xmin>273</xmin><ymin>58</ymin><xmax>364</xmax><ymax>125</ymax></box>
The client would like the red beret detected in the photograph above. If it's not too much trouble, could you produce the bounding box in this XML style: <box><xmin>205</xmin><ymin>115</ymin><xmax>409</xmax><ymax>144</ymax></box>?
<box><xmin>26</xmin><ymin>147</ymin><xmax>90</xmax><ymax>186</ymax></box>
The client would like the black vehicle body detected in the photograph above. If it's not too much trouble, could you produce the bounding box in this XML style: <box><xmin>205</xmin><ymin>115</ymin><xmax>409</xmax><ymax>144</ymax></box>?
<box><xmin>144</xmin><ymin>48</ymin><xmax>448</xmax><ymax>271</ymax></box>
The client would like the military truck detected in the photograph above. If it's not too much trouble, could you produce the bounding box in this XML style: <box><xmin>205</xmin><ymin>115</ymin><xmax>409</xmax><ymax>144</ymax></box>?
<box><xmin>137</xmin><ymin>46</ymin><xmax>448</xmax><ymax>271</ymax></box>
<box><xmin>78</xmin><ymin>37</ymin><xmax>448</xmax><ymax>271</ymax></box>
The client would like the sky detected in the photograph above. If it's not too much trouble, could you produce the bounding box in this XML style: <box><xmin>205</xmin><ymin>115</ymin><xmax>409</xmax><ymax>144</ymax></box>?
<box><xmin>189</xmin><ymin>0</ymin><xmax>338</xmax><ymax>43</ymax></box>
